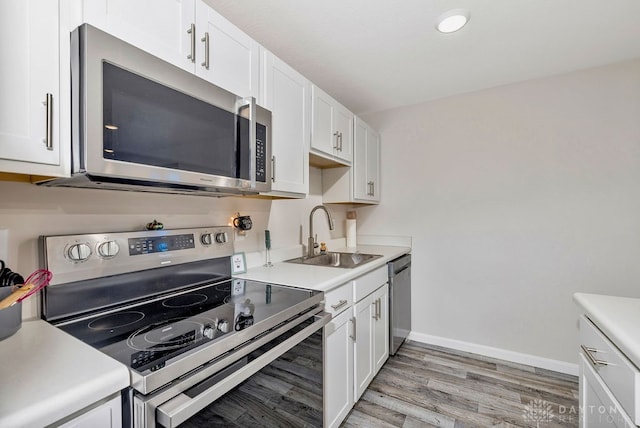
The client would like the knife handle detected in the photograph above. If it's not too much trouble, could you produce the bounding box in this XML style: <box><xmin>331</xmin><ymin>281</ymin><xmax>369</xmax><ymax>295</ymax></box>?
<box><xmin>0</xmin><ymin>285</ymin><xmax>33</xmax><ymax>309</ymax></box>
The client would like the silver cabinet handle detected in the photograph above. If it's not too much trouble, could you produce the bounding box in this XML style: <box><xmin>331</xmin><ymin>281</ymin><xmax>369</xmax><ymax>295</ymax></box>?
<box><xmin>581</xmin><ymin>345</ymin><xmax>609</xmax><ymax>367</ymax></box>
<box><xmin>333</xmin><ymin>131</ymin><xmax>339</xmax><ymax>150</ymax></box>
<box><xmin>271</xmin><ymin>155</ymin><xmax>276</xmax><ymax>182</ymax></box>
<box><xmin>372</xmin><ymin>298</ymin><xmax>381</xmax><ymax>320</ymax></box>
<box><xmin>187</xmin><ymin>23</ymin><xmax>195</xmax><ymax>62</ymax></box>
<box><xmin>371</xmin><ymin>181</ymin><xmax>375</xmax><ymax>197</ymax></box>
<box><xmin>201</xmin><ymin>32</ymin><xmax>210</xmax><ymax>69</ymax></box>
<box><xmin>43</xmin><ymin>93</ymin><xmax>53</xmax><ymax>150</ymax></box>
<box><xmin>338</xmin><ymin>132</ymin><xmax>343</xmax><ymax>151</ymax></box>
<box><xmin>350</xmin><ymin>317</ymin><xmax>356</xmax><ymax>341</ymax></box>
<box><xmin>330</xmin><ymin>299</ymin><xmax>348</xmax><ymax>311</ymax></box>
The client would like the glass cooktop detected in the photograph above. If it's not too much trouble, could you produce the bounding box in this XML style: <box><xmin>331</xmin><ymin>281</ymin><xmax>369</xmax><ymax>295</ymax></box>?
<box><xmin>55</xmin><ymin>279</ymin><xmax>317</xmax><ymax>374</ymax></box>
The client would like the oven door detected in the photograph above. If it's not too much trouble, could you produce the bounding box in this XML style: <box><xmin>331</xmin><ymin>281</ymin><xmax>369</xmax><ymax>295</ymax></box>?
<box><xmin>132</xmin><ymin>311</ymin><xmax>330</xmax><ymax>427</ymax></box>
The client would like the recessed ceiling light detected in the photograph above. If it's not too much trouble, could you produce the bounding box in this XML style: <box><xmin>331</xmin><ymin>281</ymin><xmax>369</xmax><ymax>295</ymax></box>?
<box><xmin>436</xmin><ymin>9</ymin><xmax>470</xmax><ymax>33</ymax></box>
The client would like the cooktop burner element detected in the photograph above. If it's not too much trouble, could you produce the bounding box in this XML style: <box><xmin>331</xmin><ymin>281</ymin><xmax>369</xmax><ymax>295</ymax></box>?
<box><xmin>88</xmin><ymin>311</ymin><xmax>146</xmax><ymax>330</ymax></box>
<box><xmin>162</xmin><ymin>293</ymin><xmax>209</xmax><ymax>308</ymax></box>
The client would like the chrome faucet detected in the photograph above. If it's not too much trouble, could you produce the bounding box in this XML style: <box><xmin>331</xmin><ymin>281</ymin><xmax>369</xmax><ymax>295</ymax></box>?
<box><xmin>308</xmin><ymin>205</ymin><xmax>335</xmax><ymax>257</ymax></box>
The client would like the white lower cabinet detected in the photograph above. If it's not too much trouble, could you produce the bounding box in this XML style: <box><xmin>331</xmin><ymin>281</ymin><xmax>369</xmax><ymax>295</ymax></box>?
<box><xmin>354</xmin><ymin>283</ymin><xmax>388</xmax><ymax>400</ymax></box>
<box><xmin>58</xmin><ymin>395</ymin><xmax>122</xmax><ymax>428</ymax></box>
<box><xmin>324</xmin><ymin>307</ymin><xmax>354</xmax><ymax>428</ymax></box>
<box><xmin>579</xmin><ymin>353</ymin><xmax>634</xmax><ymax>428</ymax></box>
<box><xmin>578</xmin><ymin>316</ymin><xmax>638</xmax><ymax>427</ymax></box>
<box><xmin>372</xmin><ymin>285</ymin><xmax>389</xmax><ymax>373</ymax></box>
<box><xmin>324</xmin><ymin>267</ymin><xmax>389</xmax><ymax>428</ymax></box>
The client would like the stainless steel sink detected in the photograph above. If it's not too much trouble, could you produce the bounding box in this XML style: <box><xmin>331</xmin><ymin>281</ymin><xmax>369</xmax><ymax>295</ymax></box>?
<box><xmin>285</xmin><ymin>252</ymin><xmax>382</xmax><ymax>269</ymax></box>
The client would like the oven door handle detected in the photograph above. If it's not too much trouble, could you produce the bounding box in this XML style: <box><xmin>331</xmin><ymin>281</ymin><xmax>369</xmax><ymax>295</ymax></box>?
<box><xmin>156</xmin><ymin>312</ymin><xmax>331</xmax><ymax>428</ymax></box>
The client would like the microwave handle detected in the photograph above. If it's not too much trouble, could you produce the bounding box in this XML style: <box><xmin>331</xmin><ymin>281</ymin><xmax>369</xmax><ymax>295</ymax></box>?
<box><xmin>237</xmin><ymin>97</ymin><xmax>257</xmax><ymax>188</ymax></box>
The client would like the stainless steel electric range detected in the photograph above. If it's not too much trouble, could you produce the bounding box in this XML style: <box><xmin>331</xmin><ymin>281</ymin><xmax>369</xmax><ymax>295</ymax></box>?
<box><xmin>40</xmin><ymin>226</ymin><xmax>329</xmax><ymax>427</ymax></box>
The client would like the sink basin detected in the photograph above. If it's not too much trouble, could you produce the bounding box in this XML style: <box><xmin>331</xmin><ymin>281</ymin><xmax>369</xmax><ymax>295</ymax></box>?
<box><xmin>285</xmin><ymin>252</ymin><xmax>382</xmax><ymax>269</ymax></box>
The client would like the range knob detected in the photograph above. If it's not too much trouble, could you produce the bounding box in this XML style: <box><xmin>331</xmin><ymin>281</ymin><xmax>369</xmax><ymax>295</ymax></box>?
<box><xmin>215</xmin><ymin>232</ymin><xmax>228</xmax><ymax>244</ymax></box>
<box><xmin>217</xmin><ymin>320</ymin><xmax>230</xmax><ymax>333</ymax></box>
<box><xmin>203</xmin><ymin>324</ymin><xmax>215</xmax><ymax>339</ymax></box>
<box><xmin>67</xmin><ymin>243</ymin><xmax>91</xmax><ymax>262</ymax></box>
<box><xmin>200</xmin><ymin>233</ymin><xmax>213</xmax><ymax>246</ymax></box>
<box><xmin>97</xmin><ymin>241</ymin><xmax>120</xmax><ymax>258</ymax></box>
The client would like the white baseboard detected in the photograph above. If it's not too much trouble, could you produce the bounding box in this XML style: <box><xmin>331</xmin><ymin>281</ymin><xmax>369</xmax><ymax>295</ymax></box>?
<box><xmin>407</xmin><ymin>332</ymin><xmax>578</xmax><ymax>376</ymax></box>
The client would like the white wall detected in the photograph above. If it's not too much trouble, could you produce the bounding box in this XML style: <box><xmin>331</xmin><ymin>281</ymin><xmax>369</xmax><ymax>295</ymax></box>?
<box><xmin>0</xmin><ymin>167</ymin><xmax>349</xmax><ymax>318</ymax></box>
<box><xmin>360</xmin><ymin>58</ymin><xmax>640</xmax><ymax>365</ymax></box>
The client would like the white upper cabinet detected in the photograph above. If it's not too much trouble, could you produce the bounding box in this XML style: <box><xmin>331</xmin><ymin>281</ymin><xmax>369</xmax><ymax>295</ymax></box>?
<box><xmin>353</xmin><ymin>117</ymin><xmax>381</xmax><ymax>202</ymax></box>
<box><xmin>311</xmin><ymin>85</ymin><xmax>353</xmax><ymax>165</ymax></box>
<box><xmin>261</xmin><ymin>49</ymin><xmax>310</xmax><ymax>197</ymax></box>
<box><xmin>83</xmin><ymin>0</ymin><xmax>195</xmax><ymax>73</ymax></box>
<box><xmin>82</xmin><ymin>0</ymin><xmax>259</xmax><ymax>97</ymax></box>
<box><xmin>0</xmin><ymin>0</ymin><xmax>63</xmax><ymax>174</ymax></box>
<box><xmin>194</xmin><ymin>2</ymin><xmax>259</xmax><ymax>97</ymax></box>
<box><xmin>322</xmin><ymin>117</ymin><xmax>381</xmax><ymax>204</ymax></box>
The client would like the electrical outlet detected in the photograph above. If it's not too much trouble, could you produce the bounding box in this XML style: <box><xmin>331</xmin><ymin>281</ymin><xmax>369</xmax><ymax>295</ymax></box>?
<box><xmin>0</xmin><ymin>229</ymin><xmax>8</xmax><ymax>262</ymax></box>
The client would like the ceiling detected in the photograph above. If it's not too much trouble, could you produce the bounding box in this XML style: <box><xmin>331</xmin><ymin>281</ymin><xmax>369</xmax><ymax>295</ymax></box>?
<box><xmin>204</xmin><ymin>0</ymin><xmax>640</xmax><ymax>115</ymax></box>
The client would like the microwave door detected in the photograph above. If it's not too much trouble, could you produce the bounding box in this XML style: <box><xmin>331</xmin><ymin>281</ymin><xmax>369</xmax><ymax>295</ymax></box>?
<box><xmin>74</xmin><ymin>24</ymin><xmax>256</xmax><ymax>193</ymax></box>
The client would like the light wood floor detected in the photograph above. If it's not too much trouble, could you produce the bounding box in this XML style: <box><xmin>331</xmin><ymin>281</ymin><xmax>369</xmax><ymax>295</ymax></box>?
<box><xmin>182</xmin><ymin>337</ymin><xmax>579</xmax><ymax>427</ymax></box>
<box><xmin>343</xmin><ymin>341</ymin><xmax>579</xmax><ymax>428</ymax></box>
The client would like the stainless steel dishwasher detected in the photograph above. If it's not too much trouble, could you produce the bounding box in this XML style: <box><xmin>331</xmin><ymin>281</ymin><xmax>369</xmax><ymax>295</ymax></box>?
<box><xmin>388</xmin><ymin>254</ymin><xmax>411</xmax><ymax>355</ymax></box>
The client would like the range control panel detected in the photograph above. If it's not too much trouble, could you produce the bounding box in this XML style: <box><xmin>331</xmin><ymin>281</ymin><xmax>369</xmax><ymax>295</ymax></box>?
<box><xmin>128</xmin><ymin>233</ymin><xmax>196</xmax><ymax>255</ymax></box>
<box><xmin>41</xmin><ymin>226</ymin><xmax>234</xmax><ymax>286</ymax></box>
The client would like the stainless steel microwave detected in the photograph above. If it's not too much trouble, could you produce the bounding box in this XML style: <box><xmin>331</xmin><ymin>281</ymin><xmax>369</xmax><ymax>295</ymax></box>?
<box><xmin>41</xmin><ymin>24</ymin><xmax>271</xmax><ymax>196</ymax></box>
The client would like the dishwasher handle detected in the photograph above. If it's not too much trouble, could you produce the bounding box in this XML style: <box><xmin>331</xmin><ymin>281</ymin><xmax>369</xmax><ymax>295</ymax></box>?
<box><xmin>388</xmin><ymin>254</ymin><xmax>411</xmax><ymax>276</ymax></box>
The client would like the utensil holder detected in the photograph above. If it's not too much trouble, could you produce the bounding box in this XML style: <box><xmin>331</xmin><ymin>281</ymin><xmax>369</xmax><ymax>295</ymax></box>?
<box><xmin>0</xmin><ymin>288</ymin><xmax>22</xmax><ymax>340</ymax></box>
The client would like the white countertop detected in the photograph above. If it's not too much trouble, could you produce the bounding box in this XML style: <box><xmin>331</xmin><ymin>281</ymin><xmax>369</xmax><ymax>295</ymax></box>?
<box><xmin>573</xmin><ymin>292</ymin><xmax>640</xmax><ymax>370</ymax></box>
<box><xmin>235</xmin><ymin>244</ymin><xmax>411</xmax><ymax>291</ymax></box>
<box><xmin>0</xmin><ymin>320</ymin><xmax>130</xmax><ymax>428</ymax></box>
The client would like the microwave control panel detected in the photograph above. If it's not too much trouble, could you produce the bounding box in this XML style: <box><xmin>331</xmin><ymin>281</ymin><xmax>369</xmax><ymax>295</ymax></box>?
<box><xmin>256</xmin><ymin>123</ymin><xmax>267</xmax><ymax>183</ymax></box>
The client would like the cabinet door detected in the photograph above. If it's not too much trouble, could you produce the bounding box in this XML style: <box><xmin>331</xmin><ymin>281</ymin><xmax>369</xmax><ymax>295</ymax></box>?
<box><xmin>195</xmin><ymin>1</ymin><xmax>259</xmax><ymax>97</ymax></box>
<box><xmin>262</xmin><ymin>50</ymin><xmax>309</xmax><ymax>196</ymax></box>
<box><xmin>58</xmin><ymin>395</ymin><xmax>122</xmax><ymax>428</ymax></box>
<box><xmin>311</xmin><ymin>85</ymin><xmax>336</xmax><ymax>157</ymax></box>
<box><xmin>354</xmin><ymin>294</ymin><xmax>375</xmax><ymax>400</ymax></box>
<box><xmin>353</xmin><ymin>118</ymin><xmax>381</xmax><ymax>202</ymax></box>
<box><xmin>333</xmin><ymin>103</ymin><xmax>353</xmax><ymax>163</ymax></box>
<box><xmin>324</xmin><ymin>308</ymin><xmax>354</xmax><ymax>428</ymax></box>
<box><xmin>0</xmin><ymin>0</ymin><xmax>60</xmax><ymax>168</ymax></box>
<box><xmin>372</xmin><ymin>284</ymin><xmax>389</xmax><ymax>372</ymax></box>
<box><xmin>83</xmin><ymin>0</ymin><xmax>195</xmax><ymax>72</ymax></box>
<box><xmin>366</xmin><ymin>129</ymin><xmax>381</xmax><ymax>201</ymax></box>
<box><xmin>579</xmin><ymin>353</ymin><xmax>635</xmax><ymax>427</ymax></box>
<box><xmin>353</xmin><ymin>118</ymin><xmax>369</xmax><ymax>200</ymax></box>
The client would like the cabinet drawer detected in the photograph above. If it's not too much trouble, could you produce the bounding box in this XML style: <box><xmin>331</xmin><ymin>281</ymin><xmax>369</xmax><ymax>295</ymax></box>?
<box><xmin>579</xmin><ymin>315</ymin><xmax>640</xmax><ymax>424</ymax></box>
<box><xmin>353</xmin><ymin>266</ymin><xmax>388</xmax><ymax>302</ymax></box>
<box><xmin>325</xmin><ymin>282</ymin><xmax>353</xmax><ymax>316</ymax></box>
